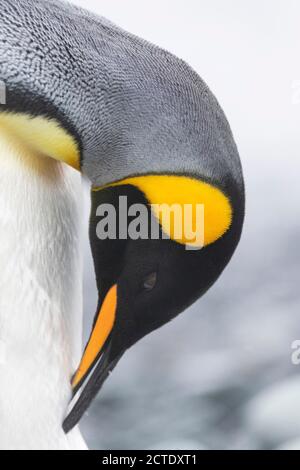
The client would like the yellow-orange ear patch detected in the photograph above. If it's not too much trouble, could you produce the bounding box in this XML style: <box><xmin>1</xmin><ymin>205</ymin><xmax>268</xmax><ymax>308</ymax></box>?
<box><xmin>0</xmin><ymin>111</ymin><xmax>80</xmax><ymax>170</ymax></box>
<box><xmin>94</xmin><ymin>175</ymin><xmax>233</xmax><ymax>248</ymax></box>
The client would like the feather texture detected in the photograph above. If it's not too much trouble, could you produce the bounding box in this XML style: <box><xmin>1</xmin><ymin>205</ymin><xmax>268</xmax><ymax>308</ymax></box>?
<box><xmin>0</xmin><ymin>126</ymin><xmax>87</xmax><ymax>449</ymax></box>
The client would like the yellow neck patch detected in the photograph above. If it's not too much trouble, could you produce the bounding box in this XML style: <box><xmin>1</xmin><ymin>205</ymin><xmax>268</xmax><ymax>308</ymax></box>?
<box><xmin>0</xmin><ymin>112</ymin><xmax>80</xmax><ymax>170</ymax></box>
<box><xmin>94</xmin><ymin>175</ymin><xmax>233</xmax><ymax>248</ymax></box>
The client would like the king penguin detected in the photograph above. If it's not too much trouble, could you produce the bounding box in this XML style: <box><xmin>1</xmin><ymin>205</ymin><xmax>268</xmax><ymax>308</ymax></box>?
<box><xmin>0</xmin><ymin>0</ymin><xmax>245</xmax><ymax>440</ymax></box>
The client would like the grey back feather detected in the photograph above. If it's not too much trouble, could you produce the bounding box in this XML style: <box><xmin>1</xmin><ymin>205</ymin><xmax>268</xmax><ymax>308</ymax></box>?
<box><xmin>0</xmin><ymin>0</ymin><xmax>243</xmax><ymax>193</ymax></box>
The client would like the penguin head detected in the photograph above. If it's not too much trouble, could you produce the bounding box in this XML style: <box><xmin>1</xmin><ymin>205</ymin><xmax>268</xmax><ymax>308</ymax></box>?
<box><xmin>0</xmin><ymin>0</ymin><xmax>245</xmax><ymax>435</ymax></box>
<box><xmin>63</xmin><ymin>172</ymin><xmax>244</xmax><ymax>432</ymax></box>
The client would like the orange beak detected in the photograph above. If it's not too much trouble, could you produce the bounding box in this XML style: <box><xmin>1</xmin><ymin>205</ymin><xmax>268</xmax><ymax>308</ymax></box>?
<box><xmin>72</xmin><ymin>284</ymin><xmax>118</xmax><ymax>391</ymax></box>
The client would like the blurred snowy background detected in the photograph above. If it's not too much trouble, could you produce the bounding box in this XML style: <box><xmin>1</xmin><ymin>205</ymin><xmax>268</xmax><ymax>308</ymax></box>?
<box><xmin>71</xmin><ymin>0</ymin><xmax>300</xmax><ymax>450</ymax></box>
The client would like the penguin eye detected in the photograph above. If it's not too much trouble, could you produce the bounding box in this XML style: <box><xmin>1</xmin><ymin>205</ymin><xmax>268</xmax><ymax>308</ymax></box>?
<box><xmin>142</xmin><ymin>272</ymin><xmax>157</xmax><ymax>292</ymax></box>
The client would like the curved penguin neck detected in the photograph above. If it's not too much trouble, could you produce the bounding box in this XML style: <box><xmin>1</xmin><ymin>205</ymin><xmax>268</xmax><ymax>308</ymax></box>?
<box><xmin>0</xmin><ymin>127</ymin><xmax>87</xmax><ymax>449</ymax></box>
